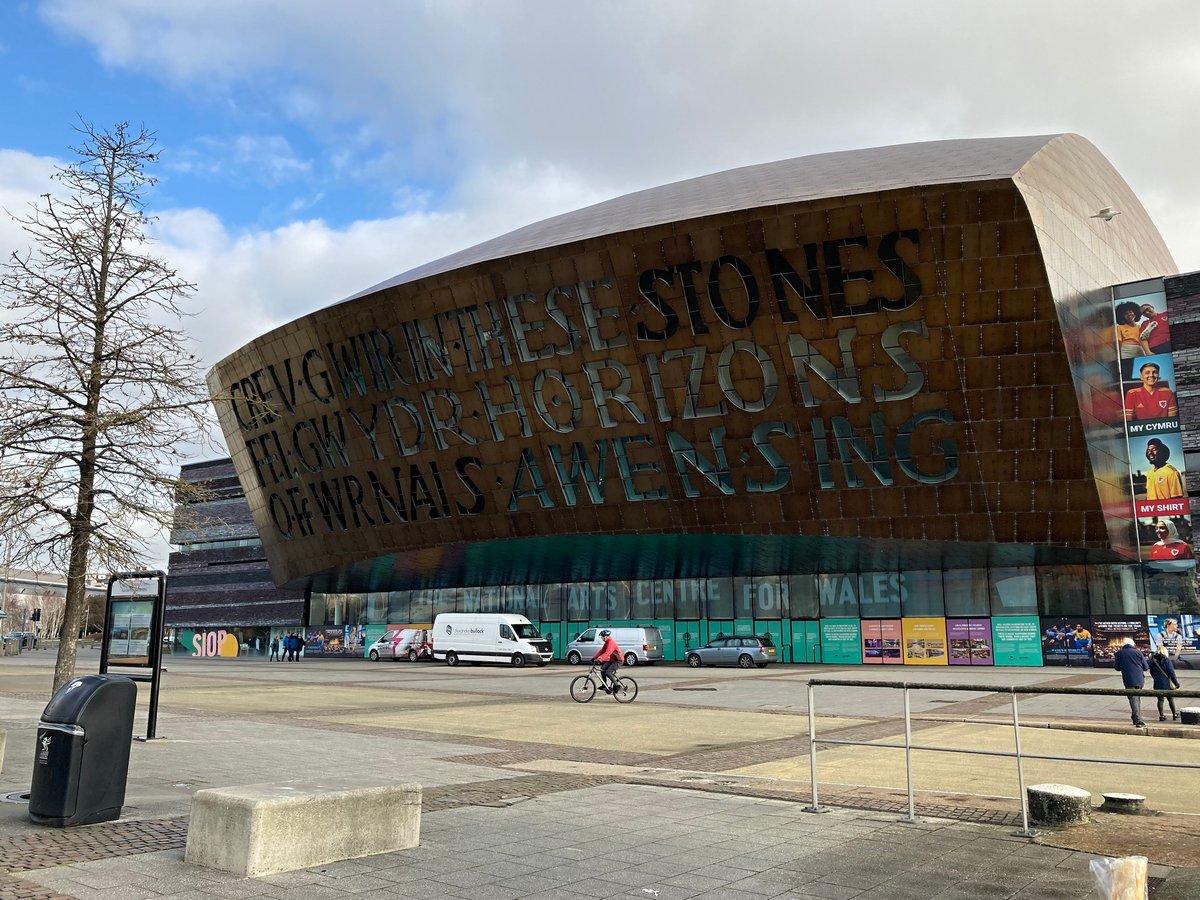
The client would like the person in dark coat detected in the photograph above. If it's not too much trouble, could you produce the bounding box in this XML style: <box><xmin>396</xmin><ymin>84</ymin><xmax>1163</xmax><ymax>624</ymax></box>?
<box><xmin>269</xmin><ymin>636</ymin><xmax>280</xmax><ymax>662</ymax></box>
<box><xmin>1113</xmin><ymin>637</ymin><xmax>1150</xmax><ymax>728</ymax></box>
<box><xmin>1149</xmin><ymin>648</ymin><xmax>1181</xmax><ymax>721</ymax></box>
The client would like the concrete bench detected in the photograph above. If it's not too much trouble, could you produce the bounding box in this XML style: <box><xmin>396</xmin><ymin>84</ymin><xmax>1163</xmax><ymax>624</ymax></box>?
<box><xmin>185</xmin><ymin>780</ymin><xmax>421</xmax><ymax>877</ymax></box>
<box><xmin>1100</xmin><ymin>792</ymin><xmax>1146</xmax><ymax>814</ymax></box>
<box><xmin>1027</xmin><ymin>783</ymin><xmax>1091</xmax><ymax>827</ymax></box>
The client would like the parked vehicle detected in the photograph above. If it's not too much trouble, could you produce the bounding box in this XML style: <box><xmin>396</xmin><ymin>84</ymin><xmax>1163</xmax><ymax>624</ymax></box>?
<box><xmin>685</xmin><ymin>634</ymin><xmax>777</xmax><ymax>668</ymax></box>
<box><xmin>367</xmin><ymin>628</ymin><xmax>432</xmax><ymax>661</ymax></box>
<box><xmin>432</xmin><ymin>613</ymin><xmax>551</xmax><ymax>667</ymax></box>
<box><xmin>564</xmin><ymin>626</ymin><xmax>664</xmax><ymax>666</ymax></box>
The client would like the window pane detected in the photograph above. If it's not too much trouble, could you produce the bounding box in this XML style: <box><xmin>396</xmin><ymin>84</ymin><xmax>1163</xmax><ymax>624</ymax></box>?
<box><xmin>630</xmin><ymin>581</ymin><xmax>654</xmax><ymax>619</ymax></box>
<box><xmin>409</xmin><ymin>589</ymin><xmax>434</xmax><ymax>624</ymax></box>
<box><xmin>818</xmin><ymin>574</ymin><xmax>859</xmax><ymax>618</ymax></box>
<box><xmin>989</xmin><ymin>567</ymin><xmax>1037</xmax><ymax>616</ymax></box>
<box><xmin>607</xmin><ymin>582</ymin><xmax>631</xmax><ymax>620</ymax></box>
<box><xmin>1035</xmin><ymin>566</ymin><xmax>1089</xmax><ymax>616</ymax></box>
<box><xmin>386</xmin><ymin>591</ymin><xmax>410</xmax><ymax>623</ymax></box>
<box><xmin>541</xmin><ymin>585</ymin><xmax>563</xmax><ymax>622</ymax></box>
<box><xmin>943</xmin><ymin>569</ymin><xmax>988</xmax><ymax>617</ymax></box>
<box><xmin>786</xmin><ymin>575</ymin><xmax>818</xmax><ymax>619</ymax></box>
<box><xmin>672</xmin><ymin>579</ymin><xmax>702</xmax><ymax>619</ymax></box>
<box><xmin>706</xmin><ymin>577</ymin><xmax>734</xmax><ymax>618</ymax></box>
<box><xmin>858</xmin><ymin>572</ymin><xmax>901</xmax><ymax>619</ymax></box>
<box><xmin>479</xmin><ymin>585</ymin><xmax>504</xmax><ymax>613</ymax></box>
<box><xmin>506</xmin><ymin>584</ymin><xmax>539</xmax><ymax>616</ymax></box>
<box><xmin>902</xmin><ymin>571</ymin><xmax>944</xmax><ymax>617</ymax></box>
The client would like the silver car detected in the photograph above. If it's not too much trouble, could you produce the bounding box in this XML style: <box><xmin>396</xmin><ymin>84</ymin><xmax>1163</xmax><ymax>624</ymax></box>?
<box><xmin>685</xmin><ymin>635</ymin><xmax>777</xmax><ymax>669</ymax></box>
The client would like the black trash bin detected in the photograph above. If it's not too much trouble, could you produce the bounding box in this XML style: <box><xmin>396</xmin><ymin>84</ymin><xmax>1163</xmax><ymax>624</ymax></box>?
<box><xmin>29</xmin><ymin>674</ymin><xmax>137</xmax><ymax>826</ymax></box>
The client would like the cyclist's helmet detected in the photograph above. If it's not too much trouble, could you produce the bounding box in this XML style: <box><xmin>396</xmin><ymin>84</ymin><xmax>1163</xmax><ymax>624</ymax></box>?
<box><xmin>599</xmin><ymin>629</ymin><xmax>611</xmax><ymax>637</ymax></box>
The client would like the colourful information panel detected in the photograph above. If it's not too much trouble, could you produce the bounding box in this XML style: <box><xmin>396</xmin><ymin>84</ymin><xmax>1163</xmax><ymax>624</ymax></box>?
<box><xmin>1091</xmin><ymin>618</ymin><xmax>1151</xmax><ymax>665</ymax></box>
<box><xmin>1113</xmin><ymin>282</ymin><xmax>1196</xmax><ymax>571</ymax></box>
<box><xmin>901</xmin><ymin>618</ymin><xmax>948</xmax><ymax>665</ymax></box>
<box><xmin>991</xmin><ymin>616</ymin><xmax>1043</xmax><ymax>666</ymax></box>
<box><xmin>1040</xmin><ymin>616</ymin><xmax>1093</xmax><ymax>666</ymax></box>
<box><xmin>820</xmin><ymin>618</ymin><xmax>862</xmax><ymax>664</ymax></box>
<box><xmin>947</xmin><ymin>618</ymin><xmax>993</xmax><ymax>665</ymax></box>
<box><xmin>861</xmin><ymin>619</ymin><xmax>903</xmax><ymax>664</ymax></box>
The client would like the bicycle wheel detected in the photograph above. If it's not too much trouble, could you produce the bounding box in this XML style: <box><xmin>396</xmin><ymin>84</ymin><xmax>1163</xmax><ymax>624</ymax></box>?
<box><xmin>570</xmin><ymin>674</ymin><xmax>597</xmax><ymax>703</ymax></box>
<box><xmin>612</xmin><ymin>676</ymin><xmax>638</xmax><ymax>703</ymax></box>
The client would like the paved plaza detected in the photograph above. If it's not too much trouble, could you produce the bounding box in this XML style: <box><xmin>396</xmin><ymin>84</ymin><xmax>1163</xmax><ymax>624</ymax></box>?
<box><xmin>0</xmin><ymin>650</ymin><xmax>1198</xmax><ymax>898</ymax></box>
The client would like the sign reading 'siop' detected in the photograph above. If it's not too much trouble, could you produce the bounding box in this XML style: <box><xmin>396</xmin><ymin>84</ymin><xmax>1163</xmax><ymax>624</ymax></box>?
<box><xmin>222</xmin><ymin>232</ymin><xmax>961</xmax><ymax>546</ymax></box>
<box><xmin>1112</xmin><ymin>280</ymin><xmax>1196</xmax><ymax>570</ymax></box>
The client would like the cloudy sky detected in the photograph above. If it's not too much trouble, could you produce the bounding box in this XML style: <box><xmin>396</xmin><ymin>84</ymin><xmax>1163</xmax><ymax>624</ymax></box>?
<box><xmin>3</xmin><ymin>0</ymin><xmax>1199</xmax><ymax>403</ymax></box>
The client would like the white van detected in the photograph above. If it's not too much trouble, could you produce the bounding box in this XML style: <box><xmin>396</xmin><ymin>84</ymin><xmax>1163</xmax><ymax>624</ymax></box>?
<box><xmin>367</xmin><ymin>628</ymin><xmax>431</xmax><ymax>661</ymax></box>
<box><xmin>432</xmin><ymin>613</ymin><xmax>552</xmax><ymax>667</ymax></box>
<box><xmin>564</xmin><ymin>626</ymin><xmax>664</xmax><ymax>666</ymax></box>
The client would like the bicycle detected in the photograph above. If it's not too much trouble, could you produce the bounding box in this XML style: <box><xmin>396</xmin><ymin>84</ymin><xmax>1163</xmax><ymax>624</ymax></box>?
<box><xmin>570</xmin><ymin>662</ymin><xmax>638</xmax><ymax>703</ymax></box>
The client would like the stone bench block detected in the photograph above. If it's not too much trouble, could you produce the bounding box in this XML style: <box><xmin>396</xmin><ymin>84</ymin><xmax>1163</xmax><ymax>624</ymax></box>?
<box><xmin>1027</xmin><ymin>783</ymin><xmax>1091</xmax><ymax>827</ymax></box>
<box><xmin>1100</xmin><ymin>792</ymin><xmax>1146</xmax><ymax>814</ymax></box>
<box><xmin>1180</xmin><ymin>707</ymin><xmax>1200</xmax><ymax>726</ymax></box>
<box><xmin>185</xmin><ymin>779</ymin><xmax>421</xmax><ymax>877</ymax></box>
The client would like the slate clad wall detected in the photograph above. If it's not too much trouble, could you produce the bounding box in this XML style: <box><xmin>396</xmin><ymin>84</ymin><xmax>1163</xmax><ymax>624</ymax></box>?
<box><xmin>165</xmin><ymin>459</ymin><xmax>305</xmax><ymax>627</ymax></box>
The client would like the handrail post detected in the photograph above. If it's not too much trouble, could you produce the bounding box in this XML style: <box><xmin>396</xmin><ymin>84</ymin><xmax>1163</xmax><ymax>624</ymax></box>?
<box><xmin>1010</xmin><ymin>689</ymin><xmax>1037</xmax><ymax>837</ymax></box>
<box><xmin>803</xmin><ymin>682</ymin><xmax>827</xmax><ymax>813</ymax></box>
<box><xmin>900</xmin><ymin>685</ymin><xmax>919</xmax><ymax>823</ymax></box>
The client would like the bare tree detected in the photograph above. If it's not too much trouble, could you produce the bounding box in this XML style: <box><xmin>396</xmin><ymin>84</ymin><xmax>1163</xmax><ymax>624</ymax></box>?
<box><xmin>0</xmin><ymin>122</ymin><xmax>213</xmax><ymax>692</ymax></box>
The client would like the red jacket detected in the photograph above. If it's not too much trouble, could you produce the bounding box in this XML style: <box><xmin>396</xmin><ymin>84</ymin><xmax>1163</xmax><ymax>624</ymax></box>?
<box><xmin>592</xmin><ymin>636</ymin><xmax>622</xmax><ymax>664</ymax></box>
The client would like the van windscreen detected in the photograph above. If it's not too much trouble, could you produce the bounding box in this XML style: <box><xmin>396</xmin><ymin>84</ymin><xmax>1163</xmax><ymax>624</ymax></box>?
<box><xmin>513</xmin><ymin>623</ymin><xmax>542</xmax><ymax>639</ymax></box>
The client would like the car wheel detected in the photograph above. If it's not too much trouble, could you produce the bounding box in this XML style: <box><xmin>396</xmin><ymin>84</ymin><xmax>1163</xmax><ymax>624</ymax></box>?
<box><xmin>623</xmin><ymin>652</ymin><xmax>638</xmax><ymax>666</ymax></box>
<box><xmin>511</xmin><ymin>653</ymin><xmax>526</xmax><ymax>667</ymax></box>
<box><xmin>738</xmin><ymin>654</ymin><xmax>754</xmax><ymax>669</ymax></box>
<box><xmin>686</xmin><ymin>653</ymin><xmax>701</xmax><ymax>668</ymax></box>
<box><xmin>369</xmin><ymin>649</ymin><xmax>379</xmax><ymax>661</ymax></box>
<box><xmin>408</xmin><ymin>649</ymin><xmax>419</xmax><ymax>662</ymax></box>
<box><xmin>567</xmin><ymin>650</ymin><xmax>582</xmax><ymax>665</ymax></box>
<box><xmin>446</xmin><ymin>651</ymin><xmax>459</xmax><ymax>667</ymax></box>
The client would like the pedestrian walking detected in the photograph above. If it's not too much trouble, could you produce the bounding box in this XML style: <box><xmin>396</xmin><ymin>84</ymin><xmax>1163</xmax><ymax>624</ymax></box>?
<box><xmin>269</xmin><ymin>636</ymin><xmax>280</xmax><ymax>662</ymax></box>
<box><xmin>1113</xmin><ymin>637</ymin><xmax>1150</xmax><ymax>728</ymax></box>
<box><xmin>1149</xmin><ymin>646</ymin><xmax>1181</xmax><ymax>721</ymax></box>
<box><xmin>294</xmin><ymin>632</ymin><xmax>306</xmax><ymax>660</ymax></box>
<box><xmin>283</xmin><ymin>633</ymin><xmax>294</xmax><ymax>662</ymax></box>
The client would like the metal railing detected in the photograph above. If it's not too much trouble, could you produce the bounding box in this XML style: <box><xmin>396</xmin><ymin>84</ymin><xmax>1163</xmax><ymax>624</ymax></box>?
<box><xmin>805</xmin><ymin>679</ymin><xmax>1200</xmax><ymax>836</ymax></box>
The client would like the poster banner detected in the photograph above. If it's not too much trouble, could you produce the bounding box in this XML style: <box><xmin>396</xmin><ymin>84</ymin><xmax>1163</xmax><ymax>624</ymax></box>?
<box><xmin>107</xmin><ymin>599</ymin><xmax>153</xmax><ymax>665</ymax></box>
<box><xmin>1148</xmin><ymin>615</ymin><xmax>1200</xmax><ymax>664</ymax></box>
<box><xmin>901</xmin><ymin>618</ymin><xmax>948</xmax><ymax>665</ymax></box>
<box><xmin>948</xmin><ymin>618</ymin><xmax>993</xmax><ymax>665</ymax></box>
<box><xmin>303</xmin><ymin>625</ymin><xmax>368</xmax><ymax>658</ymax></box>
<box><xmin>1090</xmin><ymin>618</ymin><xmax>1151</xmax><ymax>665</ymax></box>
<box><xmin>1113</xmin><ymin>280</ymin><xmax>1195</xmax><ymax>567</ymax></box>
<box><xmin>991</xmin><ymin>616</ymin><xmax>1043</xmax><ymax>666</ymax></box>
<box><xmin>1040</xmin><ymin>616</ymin><xmax>1093</xmax><ymax>666</ymax></box>
<box><xmin>819</xmin><ymin>618</ymin><xmax>862</xmax><ymax>665</ymax></box>
<box><xmin>861</xmin><ymin>620</ymin><xmax>902</xmax><ymax>664</ymax></box>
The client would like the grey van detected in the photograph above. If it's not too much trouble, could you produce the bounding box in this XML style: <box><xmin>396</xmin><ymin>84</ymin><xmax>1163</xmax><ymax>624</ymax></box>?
<box><xmin>565</xmin><ymin>626</ymin><xmax>664</xmax><ymax>666</ymax></box>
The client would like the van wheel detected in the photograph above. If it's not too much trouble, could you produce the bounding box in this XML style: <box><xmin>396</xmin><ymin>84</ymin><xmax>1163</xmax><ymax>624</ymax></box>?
<box><xmin>408</xmin><ymin>649</ymin><xmax>419</xmax><ymax>662</ymax></box>
<box><xmin>511</xmin><ymin>653</ymin><xmax>526</xmax><ymax>667</ymax></box>
<box><xmin>369</xmin><ymin>650</ymin><xmax>379</xmax><ymax>661</ymax></box>
<box><xmin>737</xmin><ymin>654</ymin><xmax>754</xmax><ymax>668</ymax></box>
<box><xmin>623</xmin><ymin>652</ymin><xmax>638</xmax><ymax>666</ymax></box>
<box><xmin>567</xmin><ymin>650</ymin><xmax>581</xmax><ymax>665</ymax></box>
<box><xmin>446</xmin><ymin>651</ymin><xmax>459</xmax><ymax>667</ymax></box>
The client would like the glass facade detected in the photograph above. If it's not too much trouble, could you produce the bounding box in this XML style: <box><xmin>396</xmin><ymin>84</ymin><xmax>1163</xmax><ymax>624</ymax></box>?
<box><xmin>309</xmin><ymin>562</ymin><xmax>1197</xmax><ymax>665</ymax></box>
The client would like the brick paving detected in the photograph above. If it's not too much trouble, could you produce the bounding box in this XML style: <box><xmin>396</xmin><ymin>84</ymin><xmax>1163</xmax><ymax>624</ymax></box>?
<box><xmin>2</xmin><ymin>659</ymin><xmax>1196</xmax><ymax>898</ymax></box>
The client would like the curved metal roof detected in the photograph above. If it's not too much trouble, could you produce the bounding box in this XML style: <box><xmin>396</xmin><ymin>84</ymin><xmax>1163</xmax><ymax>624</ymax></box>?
<box><xmin>348</xmin><ymin>134</ymin><xmax>1061</xmax><ymax>300</ymax></box>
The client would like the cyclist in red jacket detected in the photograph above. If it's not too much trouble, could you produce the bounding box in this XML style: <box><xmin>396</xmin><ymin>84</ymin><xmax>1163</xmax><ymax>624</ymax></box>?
<box><xmin>591</xmin><ymin>629</ymin><xmax>622</xmax><ymax>692</ymax></box>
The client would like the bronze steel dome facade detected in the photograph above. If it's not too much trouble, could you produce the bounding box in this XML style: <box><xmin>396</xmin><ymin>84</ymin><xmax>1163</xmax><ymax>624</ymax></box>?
<box><xmin>209</xmin><ymin>135</ymin><xmax>1175</xmax><ymax>595</ymax></box>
